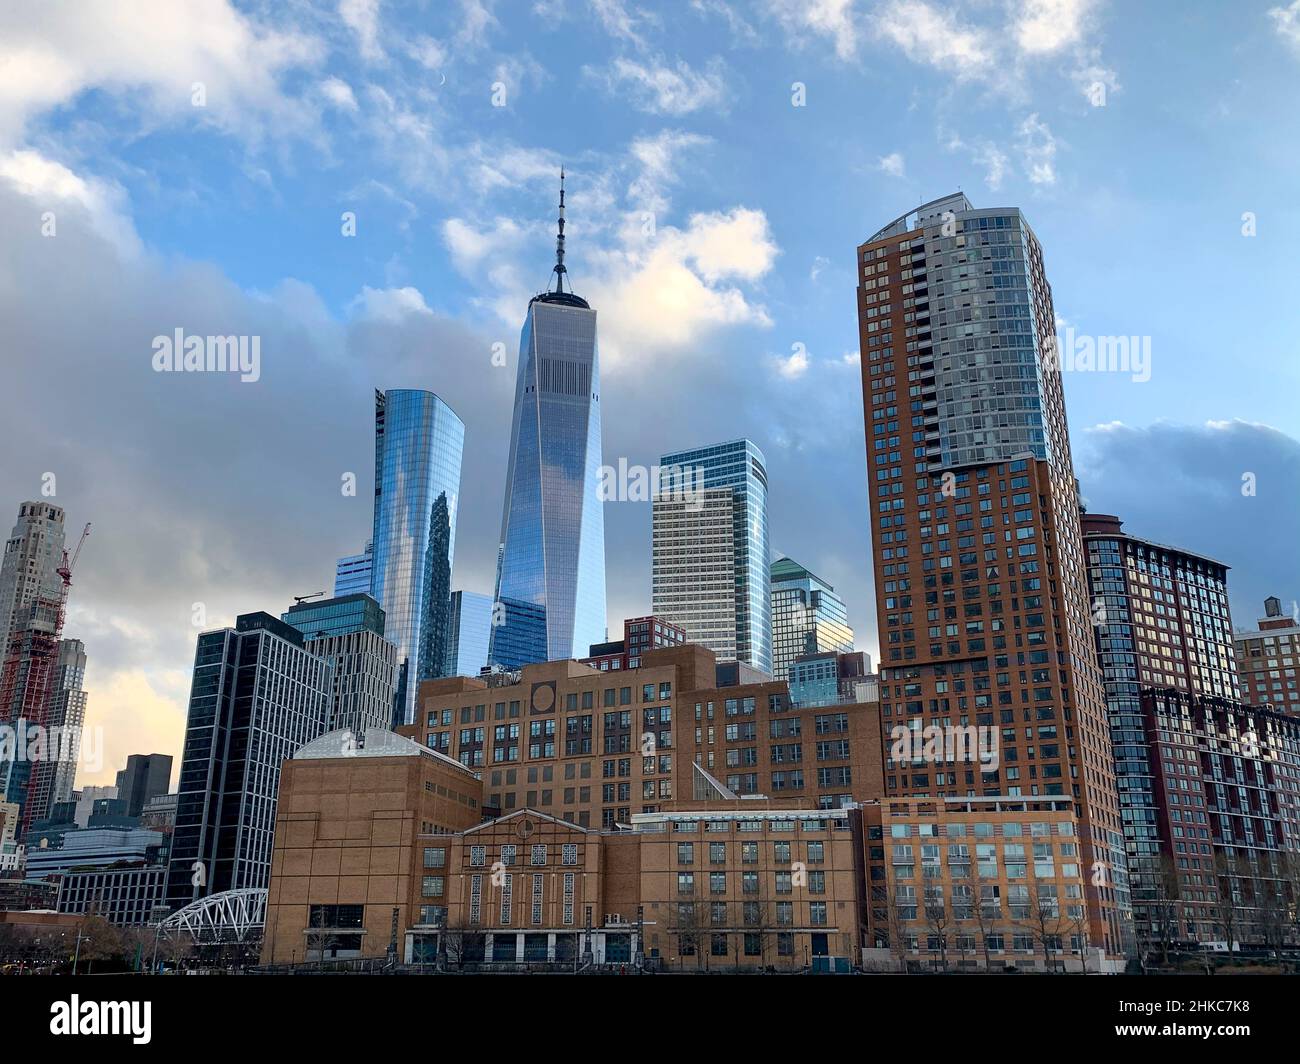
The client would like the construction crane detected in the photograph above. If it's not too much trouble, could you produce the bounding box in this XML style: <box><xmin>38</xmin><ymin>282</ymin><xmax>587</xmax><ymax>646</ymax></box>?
<box><xmin>57</xmin><ymin>522</ymin><xmax>91</xmax><ymax>590</ymax></box>
<box><xmin>293</xmin><ymin>591</ymin><xmax>326</xmax><ymax>605</ymax></box>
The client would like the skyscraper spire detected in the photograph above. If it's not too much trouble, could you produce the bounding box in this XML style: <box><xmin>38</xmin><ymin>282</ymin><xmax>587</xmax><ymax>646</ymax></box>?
<box><xmin>534</xmin><ymin>166</ymin><xmax>588</xmax><ymax>309</ymax></box>
<box><xmin>553</xmin><ymin>167</ymin><xmax>567</xmax><ymax>293</ymax></box>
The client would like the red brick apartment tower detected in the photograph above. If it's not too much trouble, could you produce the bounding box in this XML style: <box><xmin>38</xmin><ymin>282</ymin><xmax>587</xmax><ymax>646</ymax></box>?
<box><xmin>855</xmin><ymin>195</ymin><xmax>1129</xmax><ymax>960</ymax></box>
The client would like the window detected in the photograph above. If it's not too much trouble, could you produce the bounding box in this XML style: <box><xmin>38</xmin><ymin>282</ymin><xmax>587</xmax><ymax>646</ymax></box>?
<box><xmin>423</xmin><ymin>847</ymin><xmax>446</xmax><ymax>868</ymax></box>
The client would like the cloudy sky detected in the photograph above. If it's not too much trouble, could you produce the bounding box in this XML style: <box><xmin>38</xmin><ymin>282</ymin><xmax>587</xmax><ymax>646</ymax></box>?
<box><xmin>1</xmin><ymin>0</ymin><xmax>1297</xmax><ymax>788</ymax></box>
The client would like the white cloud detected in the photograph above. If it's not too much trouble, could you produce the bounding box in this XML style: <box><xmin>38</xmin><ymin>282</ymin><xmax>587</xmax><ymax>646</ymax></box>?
<box><xmin>627</xmin><ymin>129</ymin><xmax>710</xmax><ymax>212</ymax></box>
<box><xmin>339</xmin><ymin>0</ymin><xmax>384</xmax><ymax>63</ymax></box>
<box><xmin>589</xmin><ymin>0</ymin><xmax>657</xmax><ymax>49</ymax></box>
<box><xmin>588</xmin><ymin>56</ymin><xmax>730</xmax><ymax>115</ymax></box>
<box><xmin>776</xmin><ymin>345</ymin><xmax>810</xmax><ymax>378</ymax></box>
<box><xmin>877</xmin><ymin>152</ymin><xmax>906</xmax><ymax>177</ymax></box>
<box><xmin>0</xmin><ymin>0</ymin><xmax>324</xmax><ymax>147</ymax></box>
<box><xmin>1018</xmin><ymin>113</ymin><xmax>1058</xmax><ymax>185</ymax></box>
<box><xmin>349</xmin><ymin>285</ymin><xmax>434</xmax><ymax>321</ymax></box>
<box><xmin>319</xmin><ymin>76</ymin><xmax>359</xmax><ymax>111</ymax></box>
<box><xmin>1014</xmin><ymin>0</ymin><xmax>1094</xmax><ymax>55</ymax></box>
<box><xmin>766</xmin><ymin>0</ymin><xmax>860</xmax><ymax>61</ymax></box>
<box><xmin>1269</xmin><ymin>1</ymin><xmax>1300</xmax><ymax>51</ymax></box>
<box><xmin>874</xmin><ymin>0</ymin><xmax>994</xmax><ymax>78</ymax></box>
<box><xmin>0</xmin><ymin>149</ymin><xmax>140</xmax><ymax>255</ymax></box>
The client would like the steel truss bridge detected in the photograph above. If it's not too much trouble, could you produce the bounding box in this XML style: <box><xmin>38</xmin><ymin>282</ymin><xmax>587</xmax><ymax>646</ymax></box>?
<box><xmin>157</xmin><ymin>888</ymin><xmax>266</xmax><ymax>945</ymax></box>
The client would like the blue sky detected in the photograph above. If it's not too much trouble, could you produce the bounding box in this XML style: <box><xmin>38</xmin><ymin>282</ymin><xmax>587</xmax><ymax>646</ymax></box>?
<box><xmin>1</xmin><ymin>0</ymin><xmax>1297</xmax><ymax>784</ymax></box>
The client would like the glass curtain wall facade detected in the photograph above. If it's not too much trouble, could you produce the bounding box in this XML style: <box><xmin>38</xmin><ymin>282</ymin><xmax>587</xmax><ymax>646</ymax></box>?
<box><xmin>165</xmin><ymin>613</ymin><xmax>333</xmax><ymax>910</ymax></box>
<box><xmin>445</xmin><ymin>590</ymin><xmax>495</xmax><ymax>678</ymax></box>
<box><xmin>769</xmin><ymin>556</ymin><xmax>854</xmax><ymax>681</ymax></box>
<box><xmin>490</xmin><ymin>292</ymin><xmax>606</xmax><ymax>668</ymax></box>
<box><xmin>653</xmin><ymin>440</ymin><xmax>771</xmax><ymax>673</ymax></box>
<box><xmin>281</xmin><ymin>593</ymin><xmax>397</xmax><ymax>735</ymax></box>
<box><xmin>1082</xmin><ymin>512</ymin><xmax>1238</xmax><ymax>945</ymax></box>
<box><xmin>370</xmin><ymin>389</ymin><xmax>465</xmax><ymax>725</ymax></box>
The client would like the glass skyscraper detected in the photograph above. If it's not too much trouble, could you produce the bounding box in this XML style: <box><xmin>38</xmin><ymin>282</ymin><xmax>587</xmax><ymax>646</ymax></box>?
<box><xmin>490</xmin><ymin>172</ymin><xmax>606</xmax><ymax>668</ymax></box>
<box><xmin>444</xmin><ymin>590</ymin><xmax>495</xmax><ymax>677</ymax></box>
<box><xmin>333</xmin><ymin>541</ymin><xmax>372</xmax><ymax>597</ymax></box>
<box><xmin>769</xmin><ymin>556</ymin><xmax>854</xmax><ymax>681</ymax></box>
<box><xmin>282</xmin><ymin>593</ymin><xmax>397</xmax><ymax>736</ymax></box>
<box><xmin>165</xmin><ymin>612</ymin><xmax>332</xmax><ymax>910</ymax></box>
<box><xmin>370</xmin><ymin>389</ymin><xmax>465</xmax><ymax>725</ymax></box>
<box><xmin>652</xmin><ymin>438</ymin><xmax>771</xmax><ymax>673</ymax></box>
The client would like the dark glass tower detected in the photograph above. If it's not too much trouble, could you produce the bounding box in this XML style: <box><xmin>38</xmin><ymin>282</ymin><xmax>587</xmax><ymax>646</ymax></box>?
<box><xmin>369</xmin><ymin>389</ymin><xmax>465</xmax><ymax>724</ymax></box>
<box><xmin>165</xmin><ymin>613</ymin><xmax>332</xmax><ymax>910</ymax></box>
<box><xmin>490</xmin><ymin>171</ymin><xmax>606</xmax><ymax>667</ymax></box>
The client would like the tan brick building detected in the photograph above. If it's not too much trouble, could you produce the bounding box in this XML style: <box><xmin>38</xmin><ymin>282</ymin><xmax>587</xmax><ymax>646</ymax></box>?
<box><xmin>861</xmin><ymin>797</ymin><xmax>1106</xmax><ymax>972</ymax></box>
<box><xmin>260</xmin><ymin>729</ymin><xmax>484</xmax><ymax>965</ymax></box>
<box><xmin>401</xmin><ymin>643</ymin><xmax>883</xmax><ymax>831</ymax></box>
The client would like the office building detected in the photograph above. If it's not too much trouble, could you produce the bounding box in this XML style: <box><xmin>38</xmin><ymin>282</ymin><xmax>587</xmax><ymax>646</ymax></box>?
<box><xmin>114</xmin><ymin>752</ymin><xmax>173</xmax><ymax>819</ymax></box>
<box><xmin>44</xmin><ymin>639</ymin><xmax>87</xmax><ymax>810</ymax></box>
<box><xmin>769</xmin><ymin>557</ymin><xmax>854</xmax><ymax>681</ymax></box>
<box><xmin>0</xmin><ymin>800</ymin><xmax>18</xmax><ymax>873</ymax></box>
<box><xmin>71</xmin><ymin>784</ymin><xmax>117</xmax><ymax>828</ymax></box>
<box><xmin>403</xmin><ymin>643</ymin><xmax>883</xmax><ymax>830</ymax></box>
<box><xmin>1081</xmin><ymin>512</ymin><xmax>1238</xmax><ymax>945</ymax></box>
<box><xmin>370</xmin><ymin>389</ymin><xmax>466</xmax><ymax>725</ymax></box>
<box><xmin>444</xmin><ymin>590</ymin><xmax>495</xmax><ymax>678</ymax></box>
<box><xmin>164</xmin><ymin>612</ymin><xmax>333</xmax><ymax>911</ymax></box>
<box><xmin>334</xmin><ymin>541</ymin><xmax>373</xmax><ymax>597</ymax></box>
<box><xmin>582</xmin><ymin>615</ymin><xmax>686</xmax><ymax>672</ymax></box>
<box><xmin>282</xmin><ymin>593</ymin><xmax>397</xmax><ymax>734</ymax></box>
<box><xmin>856</xmin><ymin>193</ymin><xmax>1128</xmax><ymax>958</ymax></box>
<box><xmin>1234</xmin><ymin>596</ymin><xmax>1300</xmax><ymax>716</ymax></box>
<box><xmin>491</xmin><ymin>172</ymin><xmax>607</xmax><ymax>669</ymax></box>
<box><xmin>653</xmin><ymin>439</ymin><xmax>771</xmax><ymax>673</ymax></box>
<box><xmin>789</xmin><ymin>650</ymin><xmax>876</xmax><ymax>709</ymax></box>
<box><xmin>57</xmin><ymin>865</ymin><xmax>167</xmax><ymax>926</ymax></box>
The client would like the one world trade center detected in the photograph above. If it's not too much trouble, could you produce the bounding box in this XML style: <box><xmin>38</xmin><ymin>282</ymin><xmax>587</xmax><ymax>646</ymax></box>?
<box><xmin>490</xmin><ymin>171</ymin><xmax>606</xmax><ymax>668</ymax></box>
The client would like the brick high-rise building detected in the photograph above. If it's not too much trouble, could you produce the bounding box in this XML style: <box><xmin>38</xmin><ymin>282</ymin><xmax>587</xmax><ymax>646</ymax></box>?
<box><xmin>1081</xmin><ymin>512</ymin><xmax>1238</xmax><ymax>946</ymax></box>
<box><xmin>1234</xmin><ymin>596</ymin><xmax>1300</xmax><ymax>716</ymax></box>
<box><xmin>581</xmin><ymin>615</ymin><xmax>686</xmax><ymax>672</ymax></box>
<box><xmin>855</xmin><ymin>193</ymin><xmax>1128</xmax><ymax>958</ymax></box>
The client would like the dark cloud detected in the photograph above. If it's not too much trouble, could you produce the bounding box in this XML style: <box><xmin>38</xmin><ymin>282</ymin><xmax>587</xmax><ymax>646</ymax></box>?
<box><xmin>1076</xmin><ymin>419</ymin><xmax>1300</xmax><ymax>627</ymax></box>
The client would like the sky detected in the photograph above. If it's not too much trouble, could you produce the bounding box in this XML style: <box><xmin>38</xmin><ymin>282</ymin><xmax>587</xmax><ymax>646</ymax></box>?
<box><xmin>0</xmin><ymin>0</ymin><xmax>1297</xmax><ymax>789</ymax></box>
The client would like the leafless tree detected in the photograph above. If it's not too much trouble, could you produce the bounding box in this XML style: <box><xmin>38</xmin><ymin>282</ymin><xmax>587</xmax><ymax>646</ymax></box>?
<box><xmin>922</xmin><ymin>883</ymin><xmax>950</xmax><ymax>971</ymax></box>
<box><xmin>1210</xmin><ymin>851</ymin><xmax>1244</xmax><ymax>955</ymax></box>
<box><xmin>970</xmin><ymin>879</ymin><xmax>1002</xmax><ymax>972</ymax></box>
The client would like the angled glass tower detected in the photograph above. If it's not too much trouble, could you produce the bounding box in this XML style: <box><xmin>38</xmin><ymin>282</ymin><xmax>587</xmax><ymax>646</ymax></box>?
<box><xmin>370</xmin><ymin>389</ymin><xmax>465</xmax><ymax>725</ymax></box>
<box><xmin>490</xmin><ymin>171</ymin><xmax>606</xmax><ymax>667</ymax></box>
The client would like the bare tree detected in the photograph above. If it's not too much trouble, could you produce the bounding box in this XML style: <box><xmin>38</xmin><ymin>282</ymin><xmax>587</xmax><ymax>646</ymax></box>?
<box><xmin>921</xmin><ymin>883</ymin><xmax>950</xmax><ymax>971</ymax></box>
<box><xmin>1147</xmin><ymin>855</ymin><xmax>1182</xmax><ymax>967</ymax></box>
<box><xmin>970</xmin><ymin>880</ymin><xmax>1001</xmax><ymax>972</ymax></box>
<box><xmin>1017</xmin><ymin>887</ymin><xmax>1069</xmax><ymax>973</ymax></box>
<box><xmin>1210</xmin><ymin>852</ymin><xmax>1243</xmax><ymax>956</ymax></box>
<box><xmin>670</xmin><ymin>897</ymin><xmax>706</xmax><ymax>972</ymax></box>
<box><xmin>1252</xmin><ymin>856</ymin><xmax>1291</xmax><ymax>965</ymax></box>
